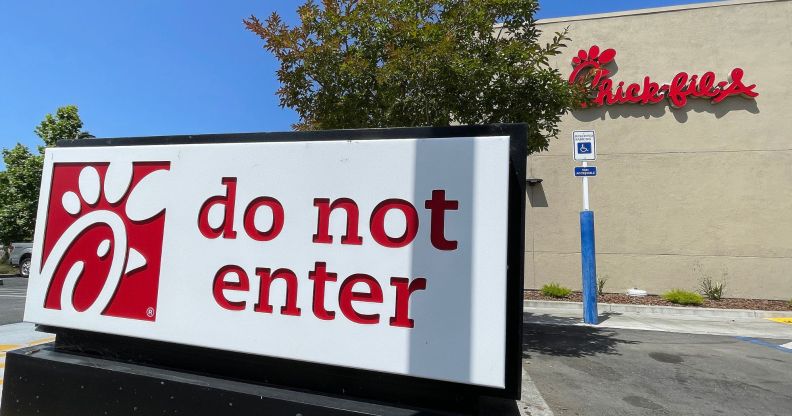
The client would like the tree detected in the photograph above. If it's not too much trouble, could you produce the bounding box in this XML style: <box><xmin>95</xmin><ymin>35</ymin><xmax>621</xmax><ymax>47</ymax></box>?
<box><xmin>34</xmin><ymin>105</ymin><xmax>90</xmax><ymax>147</ymax></box>
<box><xmin>0</xmin><ymin>145</ymin><xmax>44</xmax><ymax>243</ymax></box>
<box><xmin>244</xmin><ymin>0</ymin><xmax>586</xmax><ymax>154</ymax></box>
<box><xmin>0</xmin><ymin>105</ymin><xmax>90</xmax><ymax>244</ymax></box>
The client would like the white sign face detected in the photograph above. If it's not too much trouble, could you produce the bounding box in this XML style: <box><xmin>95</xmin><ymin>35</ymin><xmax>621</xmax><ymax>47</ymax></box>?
<box><xmin>573</xmin><ymin>130</ymin><xmax>596</xmax><ymax>161</ymax></box>
<box><xmin>25</xmin><ymin>136</ymin><xmax>511</xmax><ymax>388</ymax></box>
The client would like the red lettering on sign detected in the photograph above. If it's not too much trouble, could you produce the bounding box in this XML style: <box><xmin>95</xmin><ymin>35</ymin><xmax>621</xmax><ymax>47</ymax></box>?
<box><xmin>243</xmin><ymin>197</ymin><xmax>285</xmax><ymax>241</ymax></box>
<box><xmin>389</xmin><ymin>277</ymin><xmax>428</xmax><ymax>328</ymax></box>
<box><xmin>424</xmin><ymin>190</ymin><xmax>459</xmax><ymax>251</ymax></box>
<box><xmin>569</xmin><ymin>45</ymin><xmax>758</xmax><ymax>108</ymax></box>
<box><xmin>309</xmin><ymin>262</ymin><xmax>337</xmax><ymax>320</ymax></box>
<box><xmin>338</xmin><ymin>274</ymin><xmax>383</xmax><ymax>324</ymax></box>
<box><xmin>198</xmin><ymin>177</ymin><xmax>238</xmax><ymax>239</ymax></box>
<box><xmin>370</xmin><ymin>199</ymin><xmax>419</xmax><ymax>248</ymax></box>
<box><xmin>212</xmin><ymin>263</ymin><xmax>427</xmax><ymax>328</ymax></box>
<box><xmin>714</xmin><ymin>68</ymin><xmax>758</xmax><ymax>103</ymax></box>
<box><xmin>312</xmin><ymin>198</ymin><xmax>363</xmax><ymax>245</ymax></box>
<box><xmin>212</xmin><ymin>265</ymin><xmax>249</xmax><ymax>311</ymax></box>
<box><xmin>254</xmin><ymin>268</ymin><xmax>301</xmax><ymax>316</ymax></box>
<box><xmin>202</xmin><ymin>189</ymin><xmax>460</xmax><ymax>250</ymax></box>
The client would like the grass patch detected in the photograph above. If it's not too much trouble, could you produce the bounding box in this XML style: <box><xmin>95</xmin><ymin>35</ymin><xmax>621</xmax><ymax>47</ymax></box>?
<box><xmin>662</xmin><ymin>289</ymin><xmax>703</xmax><ymax>306</ymax></box>
<box><xmin>0</xmin><ymin>262</ymin><xmax>18</xmax><ymax>275</ymax></box>
<box><xmin>541</xmin><ymin>283</ymin><xmax>572</xmax><ymax>298</ymax></box>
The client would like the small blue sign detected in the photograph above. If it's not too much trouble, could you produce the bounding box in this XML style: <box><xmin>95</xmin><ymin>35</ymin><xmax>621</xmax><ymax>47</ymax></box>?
<box><xmin>577</xmin><ymin>142</ymin><xmax>592</xmax><ymax>154</ymax></box>
<box><xmin>574</xmin><ymin>166</ymin><xmax>597</xmax><ymax>177</ymax></box>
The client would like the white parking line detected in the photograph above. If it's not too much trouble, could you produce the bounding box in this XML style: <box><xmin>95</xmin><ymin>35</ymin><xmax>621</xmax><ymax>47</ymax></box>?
<box><xmin>780</xmin><ymin>342</ymin><xmax>792</xmax><ymax>350</ymax></box>
<box><xmin>0</xmin><ymin>289</ymin><xmax>26</xmax><ymax>298</ymax></box>
<box><xmin>0</xmin><ymin>292</ymin><xmax>26</xmax><ymax>298</ymax></box>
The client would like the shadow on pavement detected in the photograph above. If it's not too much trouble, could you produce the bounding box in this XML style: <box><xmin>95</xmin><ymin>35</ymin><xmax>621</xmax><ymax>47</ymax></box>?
<box><xmin>522</xmin><ymin>316</ymin><xmax>638</xmax><ymax>358</ymax></box>
<box><xmin>478</xmin><ymin>396</ymin><xmax>521</xmax><ymax>416</ymax></box>
<box><xmin>596</xmin><ymin>312</ymin><xmax>620</xmax><ymax>324</ymax></box>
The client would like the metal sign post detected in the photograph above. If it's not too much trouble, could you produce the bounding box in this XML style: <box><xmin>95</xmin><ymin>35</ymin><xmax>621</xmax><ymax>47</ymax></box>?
<box><xmin>573</xmin><ymin>130</ymin><xmax>598</xmax><ymax>325</ymax></box>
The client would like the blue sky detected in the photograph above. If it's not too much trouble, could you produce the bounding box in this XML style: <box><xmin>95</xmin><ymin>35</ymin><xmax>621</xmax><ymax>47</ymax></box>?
<box><xmin>0</xmin><ymin>0</ymin><xmax>718</xmax><ymax>155</ymax></box>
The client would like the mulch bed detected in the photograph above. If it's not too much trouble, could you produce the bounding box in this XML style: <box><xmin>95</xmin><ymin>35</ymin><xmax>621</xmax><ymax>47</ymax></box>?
<box><xmin>524</xmin><ymin>290</ymin><xmax>792</xmax><ymax>312</ymax></box>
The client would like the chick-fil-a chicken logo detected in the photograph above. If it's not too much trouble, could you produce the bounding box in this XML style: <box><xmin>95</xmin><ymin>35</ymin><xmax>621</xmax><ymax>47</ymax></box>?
<box><xmin>569</xmin><ymin>45</ymin><xmax>758</xmax><ymax>108</ymax></box>
<box><xmin>40</xmin><ymin>162</ymin><xmax>170</xmax><ymax>321</ymax></box>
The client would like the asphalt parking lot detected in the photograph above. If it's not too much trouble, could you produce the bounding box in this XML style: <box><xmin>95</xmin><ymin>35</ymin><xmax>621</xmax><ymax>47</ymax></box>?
<box><xmin>0</xmin><ymin>277</ymin><xmax>26</xmax><ymax>325</ymax></box>
<box><xmin>523</xmin><ymin>323</ymin><xmax>792</xmax><ymax>416</ymax></box>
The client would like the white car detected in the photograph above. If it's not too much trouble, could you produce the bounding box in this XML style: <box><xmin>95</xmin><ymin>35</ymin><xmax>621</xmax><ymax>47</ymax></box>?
<box><xmin>9</xmin><ymin>242</ymin><xmax>33</xmax><ymax>278</ymax></box>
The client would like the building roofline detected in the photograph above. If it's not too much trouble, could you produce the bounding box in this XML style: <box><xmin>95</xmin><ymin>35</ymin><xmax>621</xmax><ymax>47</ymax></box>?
<box><xmin>534</xmin><ymin>0</ymin><xmax>788</xmax><ymax>25</ymax></box>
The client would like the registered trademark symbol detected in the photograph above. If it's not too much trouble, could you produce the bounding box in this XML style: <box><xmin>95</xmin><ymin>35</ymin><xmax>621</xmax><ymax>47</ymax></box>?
<box><xmin>146</xmin><ymin>307</ymin><xmax>155</xmax><ymax>318</ymax></box>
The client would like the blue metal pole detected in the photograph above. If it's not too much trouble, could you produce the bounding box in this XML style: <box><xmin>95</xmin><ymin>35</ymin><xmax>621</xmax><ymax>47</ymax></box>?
<box><xmin>580</xmin><ymin>210</ymin><xmax>598</xmax><ymax>324</ymax></box>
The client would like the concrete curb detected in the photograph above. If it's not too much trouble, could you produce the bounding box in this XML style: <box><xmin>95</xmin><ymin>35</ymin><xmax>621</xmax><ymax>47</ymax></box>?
<box><xmin>524</xmin><ymin>300</ymin><xmax>792</xmax><ymax>319</ymax></box>
<box><xmin>518</xmin><ymin>367</ymin><xmax>554</xmax><ymax>416</ymax></box>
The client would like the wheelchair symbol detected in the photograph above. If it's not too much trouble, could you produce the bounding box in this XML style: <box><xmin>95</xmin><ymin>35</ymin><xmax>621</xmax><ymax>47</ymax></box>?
<box><xmin>577</xmin><ymin>142</ymin><xmax>592</xmax><ymax>154</ymax></box>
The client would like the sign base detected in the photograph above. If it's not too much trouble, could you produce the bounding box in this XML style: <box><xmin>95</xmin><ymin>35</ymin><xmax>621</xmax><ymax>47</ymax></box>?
<box><xmin>0</xmin><ymin>346</ymin><xmax>462</xmax><ymax>416</ymax></box>
<box><xmin>1</xmin><ymin>338</ymin><xmax>520</xmax><ymax>416</ymax></box>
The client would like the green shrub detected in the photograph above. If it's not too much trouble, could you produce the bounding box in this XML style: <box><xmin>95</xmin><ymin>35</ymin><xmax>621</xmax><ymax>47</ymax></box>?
<box><xmin>699</xmin><ymin>276</ymin><xmax>725</xmax><ymax>300</ymax></box>
<box><xmin>541</xmin><ymin>283</ymin><xmax>572</xmax><ymax>298</ymax></box>
<box><xmin>694</xmin><ymin>262</ymin><xmax>727</xmax><ymax>300</ymax></box>
<box><xmin>597</xmin><ymin>275</ymin><xmax>609</xmax><ymax>296</ymax></box>
<box><xmin>662</xmin><ymin>289</ymin><xmax>704</xmax><ymax>306</ymax></box>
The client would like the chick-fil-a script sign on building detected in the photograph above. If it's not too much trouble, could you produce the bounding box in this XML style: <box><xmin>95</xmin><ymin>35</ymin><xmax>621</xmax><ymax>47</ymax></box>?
<box><xmin>568</xmin><ymin>45</ymin><xmax>758</xmax><ymax>108</ymax></box>
<box><xmin>24</xmin><ymin>131</ymin><xmax>516</xmax><ymax>389</ymax></box>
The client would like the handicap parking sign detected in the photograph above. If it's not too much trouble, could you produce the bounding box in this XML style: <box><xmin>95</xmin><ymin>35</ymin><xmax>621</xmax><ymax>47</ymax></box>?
<box><xmin>573</xmin><ymin>130</ymin><xmax>596</xmax><ymax>161</ymax></box>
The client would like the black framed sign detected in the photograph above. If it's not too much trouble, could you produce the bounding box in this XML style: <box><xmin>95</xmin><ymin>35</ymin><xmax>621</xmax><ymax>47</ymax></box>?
<box><xmin>26</xmin><ymin>124</ymin><xmax>526</xmax><ymax>403</ymax></box>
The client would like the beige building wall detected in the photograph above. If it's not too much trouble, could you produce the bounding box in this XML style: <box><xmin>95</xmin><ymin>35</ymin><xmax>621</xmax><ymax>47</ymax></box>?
<box><xmin>528</xmin><ymin>0</ymin><xmax>792</xmax><ymax>299</ymax></box>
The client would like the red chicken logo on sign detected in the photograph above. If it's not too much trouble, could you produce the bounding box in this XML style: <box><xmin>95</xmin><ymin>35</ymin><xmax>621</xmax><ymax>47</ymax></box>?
<box><xmin>40</xmin><ymin>162</ymin><xmax>170</xmax><ymax>321</ymax></box>
<box><xmin>569</xmin><ymin>45</ymin><xmax>617</xmax><ymax>89</ymax></box>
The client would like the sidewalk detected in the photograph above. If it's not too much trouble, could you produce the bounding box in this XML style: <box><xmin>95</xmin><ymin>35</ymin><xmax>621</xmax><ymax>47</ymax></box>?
<box><xmin>524</xmin><ymin>304</ymin><xmax>792</xmax><ymax>340</ymax></box>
